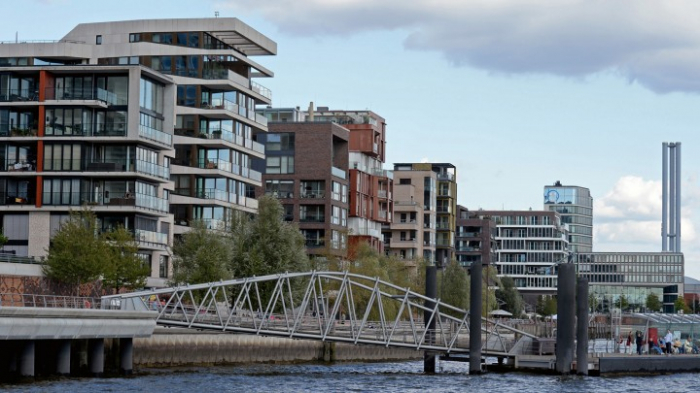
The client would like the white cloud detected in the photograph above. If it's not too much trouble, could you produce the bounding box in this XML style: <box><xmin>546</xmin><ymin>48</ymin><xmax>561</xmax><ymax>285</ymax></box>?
<box><xmin>217</xmin><ymin>0</ymin><xmax>700</xmax><ymax>93</ymax></box>
<box><xmin>595</xmin><ymin>176</ymin><xmax>661</xmax><ymax>222</ymax></box>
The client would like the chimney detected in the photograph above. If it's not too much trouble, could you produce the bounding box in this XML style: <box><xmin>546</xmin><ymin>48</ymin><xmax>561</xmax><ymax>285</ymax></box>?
<box><xmin>308</xmin><ymin>101</ymin><xmax>314</xmax><ymax>122</ymax></box>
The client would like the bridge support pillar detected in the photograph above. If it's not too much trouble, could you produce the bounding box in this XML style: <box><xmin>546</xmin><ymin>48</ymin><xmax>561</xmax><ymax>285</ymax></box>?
<box><xmin>576</xmin><ymin>277</ymin><xmax>589</xmax><ymax>376</ymax></box>
<box><xmin>469</xmin><ymin>262</ymin><xmax>482</xmax><ymax>375</ymax></box>
<box><xmin>56</xmin><ymin>340</ymin><xmax>71</xmax><ymax>376</ymax></box>
<box><xmin>19</xmin><ymin>340</ymin><xmax>35</xmax><ymax>378</ymax></box>
<box><xmin>120</xmin><ymin>338</ymin><xmax>134</xmax><ymax>375</ymax></box>
<box><xmin>423</xmin><ymin>265</ymin><xmax>437</xmax><ymax>374</ymax></box>
<box><xmin>556</xmin><ymin>263</ymin><xmax>576</xmax><ymax>374</ymax></box>
<box><xmin>88</xmin><ymin>339</ymin><xmax>104</xmax><ymax>377</ymax></box>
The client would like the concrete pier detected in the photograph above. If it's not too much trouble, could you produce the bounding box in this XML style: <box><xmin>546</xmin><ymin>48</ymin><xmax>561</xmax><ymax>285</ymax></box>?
<box><xmin>88</xmin><ymin>339</ymin><xmax>105</xmax><ymax>376</ymax></box>
<box><xmin>120</xmin><ymin>338</ymin><xmax>134</xmax><ymax>375</ymax></box>
<box><xmin>56</xmin><ymin>340</ymin><xmax>71</xmax><ymax>376</ymax></box>
<box><xmin>19</xmin><ymin>340</ymin><xmax>35</xmax><ymax>377</ymax></box>
<box><xmin>576</xmin><ymin>277</ymin><xmax>589</xmax><ymax>375</ymax></box>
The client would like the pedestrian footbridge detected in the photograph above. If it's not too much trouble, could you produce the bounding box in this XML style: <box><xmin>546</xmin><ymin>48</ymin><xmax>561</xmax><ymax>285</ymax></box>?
<box><xmin>103</xmin><ymin>271</ymin><xmax>527</xmax><ymax>356</ymax></box>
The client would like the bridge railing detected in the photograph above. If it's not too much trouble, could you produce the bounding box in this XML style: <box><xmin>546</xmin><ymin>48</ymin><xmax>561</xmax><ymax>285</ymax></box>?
<box><xmin>0</xmin><ymin>293</ymin><xmax>99</xmax><ymax>309</ymax></box>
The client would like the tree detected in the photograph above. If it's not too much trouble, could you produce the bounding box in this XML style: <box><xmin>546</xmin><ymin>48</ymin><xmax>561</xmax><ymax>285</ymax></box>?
<box><xmin>439</xmin><ymin>260</ymin><xmax>469</xmax><ymax>316</ymax></box>
<box><xmin>102</xmin><ymin>225</ymin><xmax>150</xmax><ymax>293</ymax></box>
<box><xmin>172</xmin><ymin>220</ymin><xmax>233</xmax><ymax>285</ymax></box>
<box><xmin>0</xmin><ymin>229</ymin><xmax>8</xmax><ymax>251</ymax></box>
<box><xmin>646</xmin><ymin>293</ymin><xmax>662</xmax><ymax>312</ymax></box>
<box><xmin>496</xmin><ymin>276</ymin><xmax>523</xmax><ymax>317</ymax></box>
<box><xmin>43</xmin><ymin>208</ymin><xmax>109</xmax><ymax>295</ymax></box>
<box><xmin>537</xmin><ymin>295</ymin><xmax>557</xmax><ymax>316</ymax></box>
<box><xmin>674</xmin><ymin>297</ymin><xmax>690</xmax><ymax>314</ymax></box>
<box><xmin>614</xmin><ymin>295</ymin><xmax>630</xmax><ymax>311</ymax></box>
<box><xmin>228</xmin><ymin>196</ymin><xmax>309</xmax><ymax>278</ymax></box>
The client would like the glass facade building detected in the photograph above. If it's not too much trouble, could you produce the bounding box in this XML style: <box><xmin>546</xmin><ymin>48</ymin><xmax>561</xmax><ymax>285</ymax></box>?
<box><xmin>543</xmin><ymin>181</ymin><xmax>593</xmax><ymax>253</ymax></box>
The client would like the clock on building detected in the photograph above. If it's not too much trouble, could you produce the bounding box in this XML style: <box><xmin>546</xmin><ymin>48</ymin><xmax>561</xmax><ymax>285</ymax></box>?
<box><xmin>544</xmin><ymin>189</ymin><xmax>559</xmax><ymax>203</ymax></box>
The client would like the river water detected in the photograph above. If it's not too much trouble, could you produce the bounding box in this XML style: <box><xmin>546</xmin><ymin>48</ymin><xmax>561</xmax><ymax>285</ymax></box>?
<box><xmin>2</xmin><ymin>360</ymin><xmax>700</xmax><ymax>393</ymax></box>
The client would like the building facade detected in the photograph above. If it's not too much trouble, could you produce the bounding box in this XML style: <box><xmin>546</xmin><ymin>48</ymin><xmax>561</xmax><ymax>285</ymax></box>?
<box><xmin>543</xmin><ymin>181</ymin><xmax>593</xmax><ymax>253</ymax></box>
<box><xmin>385</xmin><ymin>164</ymin><xmax>437</xmax><ymax>264</ymax></box>
<box><xmin>481</xmin><ymin>210</ymin><xmax>569</xmax><ymax>299</ymax></box>
<box><xmin>253</xmin><ymin>119</ymin><xmax>350</xmax><ymax>260</ymax></box>
<box><xmin>0</xmin><ymin>18</ymin><xmax>276</xmax><ymax>286</ymax></box>
<box><xmin>573</xmin><ymin>252</ymin><xmax>683</xmax><ymax>313</ymax></box>
<box><xmin>455</xmin><ymin>205</ymin><xmax>497</xmax><ymax>267</ymax></box>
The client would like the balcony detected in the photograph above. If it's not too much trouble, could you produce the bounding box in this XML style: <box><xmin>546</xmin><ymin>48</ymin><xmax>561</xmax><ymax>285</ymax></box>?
<box><xmin>353</xmin><ymin>227</ymin><xmax>381</xmax><ymax>238</ymax></box>
<box><xmin>0</xmin><ymin>88</ymin><xmax>38</xmax><ymax>102</ymax></box>
<box><xmin>331</xmin><ymin>166</ymin><xmax>346</xmax><ymax>179</ymax></box>
<box><xmin>202</xmin><ymin>69</ymin><xmax>272</xmax><ymax>102</ymax></box>
<box><xmin>41</xmin><ymin>158</ymin><xmax>169</xmax><ymax>180</ymax></box>
<box><xmin>41</xmin><ymin>191</ymin><xmax>168</xmax><ymax>213</ymax></box>
<box><xmin>301</xmin><ymin>192</ymin><xmax>326</xmax><ymax>199</ymax></box>
<box><xmin>44</xmin><ymin>87</ymin><xmax>124</xmax><ymax>107</ymax></box>
<box><xmin>1</xmin><ymin>192</ymin><xmax>35</xmax><ymax>206</ymax></box>
<box><xmin>300</xmin><ymin>215</ymin><xmax>325</xmax><ymax>223</ymax></box>
<box><xmin>197</xmin><ymin>96</ymin><xmax>268</xmax><ymax>128</ymax></box>
<box><xmin>139</xmin><ymin>124</ymin><xmax>172</xmax><ymax>147</ymax></box>
<box><xmin>0</xmin><ymin>126</ymin><xmax>38</xmax><ymax>138</ymax></box>
<box><xmin>2</xmin><ymin>159</ymin><xmax>36</xmax><ymax>172</ymax></box>
<box><xmin>305</xmin><ymin>239</ymin><xmax>326</xmax><ymax>248</ymax></box>
<box><xmin>437</xmin><ymin>172</ymin><xmax>455</xmax><ymax>181</ymax></box>
<box><xmin>175</xmin><ymin>128</ymin><xmax>264</xmax><ymax>155</ymax></box>
<box><xmin>44</xmin><ymin>122</ymin><xmax>127</xmax><ymax>137</ymax></box>
<box><xmin>456</xmin><ymin>231</ymin><xmax>481</xmax><ymax>238</ymax></box>
<box><xmin>456</xmin><ymin>246</ymin><xmax>481</xmax><ymax>252</ymax></box>
<box><xmin>134</xmin><ymin>229</ymin><xmax>168</xmax><ymax>248</ymax></box>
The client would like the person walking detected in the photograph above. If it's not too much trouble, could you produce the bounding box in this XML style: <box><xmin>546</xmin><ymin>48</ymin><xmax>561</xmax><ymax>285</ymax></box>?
<box><xmin>636</xmin><ymin>331</ymin><xmax>644</xmax><ymax>355</ymax></box>
<box><xmin>664</xmin><ymin>330</ymin><xmax>674</xmax><ymax>356</ymax></box>
<box><xmin>626</xmin><ymin>332</ymin><xmax>633</xmax><ymax>354</ymax></box>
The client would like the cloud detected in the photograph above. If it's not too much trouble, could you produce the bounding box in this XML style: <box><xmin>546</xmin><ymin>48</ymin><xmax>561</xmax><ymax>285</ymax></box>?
<box><xmin>217</xmin><ymin>0</ymin><xmax>700</xmax><ymax>93</ymax></box>
<box><xmin>594</xmin><ymin>175</ymin><xmax>699</xmax><ymax>248</ymax></box>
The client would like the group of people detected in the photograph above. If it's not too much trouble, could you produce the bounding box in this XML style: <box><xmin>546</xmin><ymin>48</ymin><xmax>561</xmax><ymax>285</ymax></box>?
<box><xmin>627</xmin><ymin>330</ymin><xmax>700</xmax><ymax>355</ymax></box>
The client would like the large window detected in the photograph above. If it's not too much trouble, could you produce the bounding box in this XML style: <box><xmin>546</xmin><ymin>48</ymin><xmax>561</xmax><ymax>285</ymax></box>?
<box><xmin>45</xmin><ymin>108</ymin><xmax>91</xmax><ymax>136</ymax></box>
<box><xmin>266</xmin><ymin>156</ymin><xmax>294</xmax><ymax>174</ymax></box>
<box><xmin>42</xmin><ymin>178</ymin><xmax>81</xmax><ymax>205</ymax></box>
<box><xmin>266</xmin><ymin>133</ymin><xmax>294</xmax><ymax>151</ymax></box>
<box><xmin>140</xmin><ymin>78</ymin><xmax>164</xmax><ymax>114</ymax></box>
<box><xmin>265</xmin><ymin>180</ymin><xmax>294</xmax><ymax>198</ymax></box>
<box><xmin>44</xmin><ymin>144</ymin><xmax>81</xmax><ymax>171</ymax></box>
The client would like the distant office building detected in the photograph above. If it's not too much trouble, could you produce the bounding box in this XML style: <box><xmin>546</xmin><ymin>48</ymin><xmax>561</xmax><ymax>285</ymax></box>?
<box><xmin>385</xmin><ymin>164</ymin><xmax>437</xmax><ymax>264</ymax></box>
<box><xmin>253</xmin><ymin>115</ymin><xmax>350</xmax><ymax>260</ymax></box>
<box><xmin>543</xmin><ymin>181</ymin><xmax>593</xmax><ymax>253</ymax></box>
<box><xmin>480</xmin><ymin>210</ymin><xmax>569</xmax><ymax>298</ymax></box>
<box><xmin>573</xmin><ymin>252</ymin><xmax>683</xmax><ymax>313</ymax></box>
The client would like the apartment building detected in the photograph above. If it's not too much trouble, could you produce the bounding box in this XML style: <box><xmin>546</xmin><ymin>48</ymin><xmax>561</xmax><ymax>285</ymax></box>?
<box><xmin>0</xmin><ymin>18</ymin><xmax>276</xmax><ymax>285</ymax></box>
<box><xmin>455</xmin><ymin>205</ymin><xmax>497</xmax><ymax>267</ymax></box>
<box><xmin>253</xmin><ymin>113</ymin><xmax>350</xmax><ymax>259</ymax></box>
<box><xmin>385</xmin><ymin>164</ymin><xmax>437</xmax><ymax>264</ymax></box>
<box><xmin>433</xmin><ymin>163</ymin><xmax>457</xmax><ymax>265</ymax></box>
<box><xmin>543</xmin><ymin>181</ymin><xmax>593</xmax><ymax>253</ymax></box>
<box><xmin>478</xmin><ymin>210</ymin><xmax>569</xmax><ymax>299</ymax></box>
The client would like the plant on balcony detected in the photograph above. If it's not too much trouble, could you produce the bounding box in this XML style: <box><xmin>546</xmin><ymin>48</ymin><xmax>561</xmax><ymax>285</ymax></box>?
<box><xmin>0</xmin><ymin>230</ymin><xmax>8</xmax><ymax>251</ymax></box>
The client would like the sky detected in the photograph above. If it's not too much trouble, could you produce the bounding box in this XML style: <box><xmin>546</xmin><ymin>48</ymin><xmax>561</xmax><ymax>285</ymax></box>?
<box><xmin>7</xmin><ymin>0</ymin><xmax>700</xmax><ymax>277</ymax></box>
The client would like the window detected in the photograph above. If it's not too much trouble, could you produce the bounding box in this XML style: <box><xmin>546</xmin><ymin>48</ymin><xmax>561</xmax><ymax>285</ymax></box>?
<box><xmin>42</xmin><ymin>178</ymin><xmax>81</xmax><ymax>205</ymax></box>
<box><xmin>159</xmin><ymin>255</ymin><xmax>169</xmax><ymax>278</ymax></box>
<box><xmin>266</xmin><ymin>156</ymin><xmax>294</xmax><ymax>174</ymax></box>
<box><xmin>96</xmin><ymin>35</ymin><xmax>102</xmax><ymax>45</ymax></box>
<box><xmin>129</xmin><ymin>33</ymin><xmax>141</xmax><ymax>43</ymax></box>
<box><xmin>266</xmin><ymin>133</ymin><xmax>295</xmax><ymax>151</ymax></box>
<box><xmin>399</xmin><ymin>178</ymin><xmax>411</xmax><ymax>185</ymax></box>
<box><xmin>44</xmin><ymin>144</ymin><xmax>81</xmax><ymax>171</ymax></box>
<box><xmin>265</xmin><ymin>180</ymin><xmax>294</xmax><ymax>198</ymax></box>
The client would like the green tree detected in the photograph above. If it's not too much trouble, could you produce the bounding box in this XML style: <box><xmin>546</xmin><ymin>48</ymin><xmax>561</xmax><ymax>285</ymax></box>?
<box><xmin>0</xmin><ymin>229</ymin><xmax>8</xmax><ymax>251</ymax></box>
<box><xmin>102</xmin><ymin>225</ymin><xmax>150</xmax><ymax>293</ymax></box>
<box><xmin>674</xmin><ymin>297</ymin><xmax>690</xmax><ymax>314</ymax></box>
<box><xmin>439</xmin><ymin>260</ymin><xmax>469</xmax><ymax>316</ymax></box>
<box><xmin>43</xmin><ymin>208</ymin><xmax>109</xmax><ymax>295</ymax></box>
<box><xmin>228</xmin><ymin>196</ymin><xmax>309</xmax><ymax>278</ymax></box>
<box><xmin>172</xmin><ymin>220</ymin><xmax>233</xmax><ymax>285</ymax></box>
<box><xmin>614</xmin><ymin>295</ymin><xmax>630</xmax><ymax>311</ymax></box>
<box><xmin>495</xmin><ymin>276</ymin><xmax>523</xmax><ymax>317</ymax></box>
<box><xmin>537</xmin><ymin>295</ymin><xmax>557</xmax><ymax>316</ymax></box>
<box><xmin>645</xmin><ymin>293</ymin><xmax>662</xmax><ymax>312</ymax></box>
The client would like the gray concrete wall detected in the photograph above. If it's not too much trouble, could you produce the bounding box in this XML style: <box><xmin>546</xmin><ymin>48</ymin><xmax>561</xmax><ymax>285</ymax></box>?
<box><xmin>134</xmin><ymin>329</ymin><xmax>421</xmax><ymax>366</ymax></box>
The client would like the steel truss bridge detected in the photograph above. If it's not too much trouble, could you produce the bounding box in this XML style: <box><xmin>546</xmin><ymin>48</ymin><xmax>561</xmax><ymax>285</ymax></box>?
<box><xmin>103</xmin><ymin>271</ymin><xmax>525</xmax><ymax>356</ymax></box>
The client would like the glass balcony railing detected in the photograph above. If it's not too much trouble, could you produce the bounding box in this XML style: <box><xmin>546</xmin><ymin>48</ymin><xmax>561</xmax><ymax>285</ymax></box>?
<box><xmin>41</xmin><ymin>191</ymin><xmax>167</xmax><ymax>213</ymax></box>
<box><xmin>174</xmin><ymin>128</ymin><xmax>265</xmax><ymax>154</ymax></box>
<box><xmin>1</xmin><ymin>192</ymin><xmax>35</xmax><ymax>205</ymax></box>
<box><xmin>39</xmin><ymin>158</ymin><xmax>169</xmax><ymax>179</ymax></box>
<box><xmin>300</xmin><ymin>215</ymin><xmax>325</xmax><ymax>223</ymax></box>
<box><xmin>139</xmin><ymin>124</ymin><xmax>172</xmax><ymax>147</ymax></box>
<box><xmin>2</xmin><ymin>159</ymin><xmax>36</xmax><ymax>172</ymax></box>
<box><xmin>134</xmin><ymin>229</ymin><xmax>168</xmax><ymax>247</ymax></box>
<box><xmin>331</xmin><ymin>166</ymin><xmax>346</xmax><ymax>179</ymax></box>
<box><xmin>0</xmin><ymin>88</ymin><xmax>38</xmax><ymax>102</ymax></box>
<box><xmin>45</xmin><ymin>87</ymin><xmax>125</xmax><ymax>105</ymax></box>
<box><xmin>43</xmin><ymin>122</ymin><xmax>127</xmax><ymax>137</ymax></box>
<box><xmin>305</xmin><ymin>239</ymin><xmax>326</xmax><ymax>248</ymax></box>
<box><xmin>251</xmin><ymin>81</ymin><xmax>272</xmax><ymax>100</ymax></box>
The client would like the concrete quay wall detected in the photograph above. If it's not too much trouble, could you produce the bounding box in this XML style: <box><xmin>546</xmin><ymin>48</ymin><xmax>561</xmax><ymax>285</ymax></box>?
<box><xmin>134</xmin><ymin>329</ymin><xmax>422</xmax><ymax>366</ymax></box>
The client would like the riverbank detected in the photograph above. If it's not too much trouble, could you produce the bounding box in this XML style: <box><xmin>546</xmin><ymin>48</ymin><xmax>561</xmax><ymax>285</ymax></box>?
<box><xmin>133</xmin><ymin>328</ymin><xmax>422</xmax><ymax>367</ymax></box>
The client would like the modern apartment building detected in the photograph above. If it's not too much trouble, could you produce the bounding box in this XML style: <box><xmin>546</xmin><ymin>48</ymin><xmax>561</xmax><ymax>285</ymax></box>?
<box><xmin>385</xmin><ymin>164</ymin><xmax>437</xmax><ymax>264</ymax></box>
<box><xmin>311</xmin><ymin>108</ymin><xmax>392</xmax><ymax>257</ymax></box>
<box><xmin>0</xmin><ymin>18</ymin><xmax>276</xmax><ymax>286</ymax></box>
<box><xmin>433</xmin><ymin>163</ymin><xmax>457</xmax><ymax>265</ymax></box>
<box><xmin>543</xmin><ymin>181</ymin><xmax>593</xmax><ymax>253</ymax></box>
<box><xmin>455</xmin><ymin>205</ymin><xmax>497</xmax><ymax>267</ymax></box>
<box><xmin>253</xmin><ymin>113</ymin><xmax>350</xmax><ymax>260</ymax></box>
<box><xmin>479</xmin><ymin>210</ymin><xmax>569</xmax><ymax>299</ymax></box>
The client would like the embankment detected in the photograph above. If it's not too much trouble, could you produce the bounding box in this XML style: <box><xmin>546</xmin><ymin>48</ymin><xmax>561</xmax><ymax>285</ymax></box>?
<box><xmin>134</xmin><ymin>328</ymin><xmax>422</xmax><ymax>367</ymax></box>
